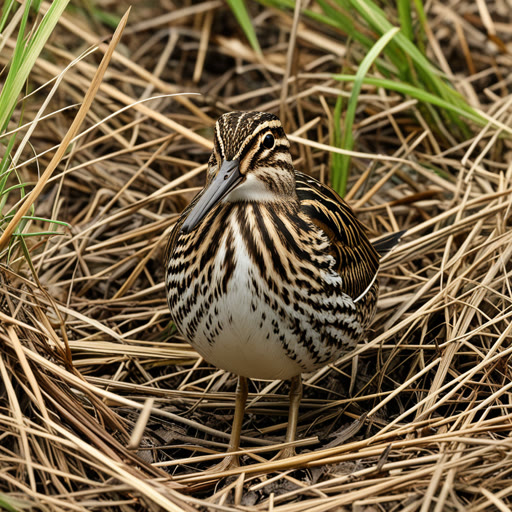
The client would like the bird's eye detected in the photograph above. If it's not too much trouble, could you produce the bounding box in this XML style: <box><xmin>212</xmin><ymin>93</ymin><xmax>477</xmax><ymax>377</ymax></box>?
<box><xmin>263</xmin><ymin>133</ymin><xmax>275</xmax><ymax>149</ymax></box>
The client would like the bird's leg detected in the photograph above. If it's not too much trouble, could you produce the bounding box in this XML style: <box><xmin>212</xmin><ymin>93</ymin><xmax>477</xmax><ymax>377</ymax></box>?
<box><xmin>228</xmin><ymin>375</ymin><xmax>248</xmax><ymax>455</ymax></box>
<box><xmin>209</xmin><ymin>375</ymin><xmax>248</xmax><ymax>471</ymax></box>
<box><xmin>275</xmin><ymin>374</ymin><xmax>303</xmax><ymax>460</ymax></box>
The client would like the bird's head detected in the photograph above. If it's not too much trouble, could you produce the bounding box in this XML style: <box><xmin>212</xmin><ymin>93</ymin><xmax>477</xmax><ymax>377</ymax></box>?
<box><xmin>181</xmin><ymin>111</ymin><xmax>296</xmax><ymax>233</ymax></box>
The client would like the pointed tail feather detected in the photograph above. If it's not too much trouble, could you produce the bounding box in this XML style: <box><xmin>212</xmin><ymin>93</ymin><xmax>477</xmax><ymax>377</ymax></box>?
<box><xmin>372</xmin><ymin>230</ymin><xmax>406</xmax><ymax>257</ymax></box>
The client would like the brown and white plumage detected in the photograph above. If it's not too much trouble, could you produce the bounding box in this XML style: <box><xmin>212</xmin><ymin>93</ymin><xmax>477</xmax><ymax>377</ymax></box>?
<box><xmin>165</xmin><ymin>111</ymin><xmax>402</xmax><ymax>466</ymax></box>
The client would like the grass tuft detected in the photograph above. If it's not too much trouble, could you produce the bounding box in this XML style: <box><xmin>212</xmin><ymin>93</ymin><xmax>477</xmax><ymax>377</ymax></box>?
<box><xmin>0</xmin><ymin>0</ymin><xmax>70</xmax><ymax>259</ymax></box>
<box><xmin>263</xmin><ymin>0</ymin><xmax>491</xmax><ymax>193</ymax></box>
<box><xmin>334</xmin><ymin>26</ymin><xmax>400</xmax><ymax>195</ymax></box>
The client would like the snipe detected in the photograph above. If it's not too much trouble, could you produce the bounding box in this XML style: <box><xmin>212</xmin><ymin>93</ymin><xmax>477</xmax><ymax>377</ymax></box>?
<box><xmin>165</xmin><ymin>111</ymin><xmax>402</xmax><ymax>469</ymax></box>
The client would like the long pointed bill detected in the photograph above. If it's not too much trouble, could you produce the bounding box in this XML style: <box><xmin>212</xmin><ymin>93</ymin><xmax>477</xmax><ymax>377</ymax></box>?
<box><xmin>180</xmin><ymin>159</ymin><xmax>241</xmax><ymax>233</ymax></box>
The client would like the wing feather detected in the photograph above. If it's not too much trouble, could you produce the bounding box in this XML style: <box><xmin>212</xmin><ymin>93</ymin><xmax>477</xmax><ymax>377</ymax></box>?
<box><xmin>164</xmin><ymin>190</ymin><xmax>204</xmax><ymax>264</ymax></box>
<box><xmin>295</xmin><ymin>171</ymin><xmax>380</xmax><ymax>300</ymax></box>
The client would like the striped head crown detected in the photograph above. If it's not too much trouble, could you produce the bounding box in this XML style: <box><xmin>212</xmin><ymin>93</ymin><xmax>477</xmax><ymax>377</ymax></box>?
<box><xmin>214</xmin><ymin>111</ymin><xmax>286</xmax><ymax>159</ymax></box>
<box><xmin>182</xmin><ymin>111</ymin><xmax>296</xmax><ymax>233</ymax></box>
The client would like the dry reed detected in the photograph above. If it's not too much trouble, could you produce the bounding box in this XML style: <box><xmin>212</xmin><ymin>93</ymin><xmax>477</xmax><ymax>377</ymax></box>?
<box><xmin>1</xmin><ymin>1</ymin><xmax>512</xmax><ymax>510</ymax></box>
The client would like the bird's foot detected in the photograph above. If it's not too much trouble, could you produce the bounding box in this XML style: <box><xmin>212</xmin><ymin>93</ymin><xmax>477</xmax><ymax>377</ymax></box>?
<box><xmin>207</xmin><ymin>453</ymin><xmax>240</xmax><ymax>473</ymax></box>
<box><xmin>272</xmin><ymin>445</ymin><xmax>296</xmax><ymax>461</ymax></box>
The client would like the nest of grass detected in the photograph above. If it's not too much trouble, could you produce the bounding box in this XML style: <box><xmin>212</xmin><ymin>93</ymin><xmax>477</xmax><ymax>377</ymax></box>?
<box><xmin>1</xmin><ymin>1</ymin><xmax>512</xmax><ymax>510</ymax></box>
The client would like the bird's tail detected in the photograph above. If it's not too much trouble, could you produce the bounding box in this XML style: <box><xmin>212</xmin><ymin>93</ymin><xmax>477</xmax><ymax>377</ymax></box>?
<box><xmin>372</xmin><ymin>230</ymin><xmax>406</xmax><ymax>257</ymax></box>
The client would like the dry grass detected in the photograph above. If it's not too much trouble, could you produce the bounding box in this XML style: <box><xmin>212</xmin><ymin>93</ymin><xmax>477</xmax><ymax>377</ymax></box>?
<box><xmin>1</xmin><ymin>1</ymin><xmax>512</xmax><ymax>510</ymax></box>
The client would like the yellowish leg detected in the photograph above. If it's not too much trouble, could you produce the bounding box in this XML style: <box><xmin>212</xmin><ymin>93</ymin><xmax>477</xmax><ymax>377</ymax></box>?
<box><xmin>276</xmin><ymin>374</ymin><xmax>303</xmax><ymax>459</ymax></box>
<box><xmin>210</xmin><ymin>375</ymin><xmax>248</xmax><ymax>471</ymax></box>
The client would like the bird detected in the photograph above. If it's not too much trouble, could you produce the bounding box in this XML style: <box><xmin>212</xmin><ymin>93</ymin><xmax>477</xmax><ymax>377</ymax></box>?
<box><xmin>165</xmin><ymin>111</ymin><xmax>403</xmax><ymax>470</ymax></box>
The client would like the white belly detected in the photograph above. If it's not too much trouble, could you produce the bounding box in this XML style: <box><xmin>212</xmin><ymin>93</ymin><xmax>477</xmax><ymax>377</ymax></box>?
<box><xmin>188</xmin><ymin>247</ymin><xmax>304</xmax><ymax>380</ymax></box>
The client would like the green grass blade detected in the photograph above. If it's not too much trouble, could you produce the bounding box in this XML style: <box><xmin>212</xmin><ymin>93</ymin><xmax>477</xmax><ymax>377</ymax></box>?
<box><xmin>1</xmin><ymin>214</ymin><xmax>70</xmax><ymax>228</ymax></box>
<box><xmin>315</xmin><ymin>0</ymin><xmax>374</xmax><ymax>48</ymax></box>
<box><xmin>0</xmin><ymin>0</ymin><xmax>31</xmax><ymax>133</ymax></box>
<box><xmin>90</xmin><ymin>5</ymin><xmax>121</xmax><ymax>29</ymax></box>
<box><xmin>332</xmin><ymin>74</ymin><xmax>487</xmax><ymax>126</ymax></box>
<box><xmin>397</xmin><ymin>0</ymin><xmax>413</xmax><ymax>41</ymax></box>
<box><xmin>0</xmin><ymin>0</ymin><xmax>70</xmax><ymax>253</ymax></box>
<box><xmin>0</xmin><ymin>493</ymin><xmax>25</xmax><ymax>512</ymax></box>
<box><xmin>331</xmin><ymin>95</ymin><xmax>344</xmax><ymax>193</ymax></box>
<box><xmin>226</xmin><ymin>0</ymin><xmax>262</xmax><ymax>55</ymax></box>
<box><xmin>348</xmin><ymin>0</ymin><xmax>469</xmax><ymax>128</ymax></box>
<box><xmin>349</xmin><ymin>0</ymin><xmax>437</xmax><ymax>75</ymax></box>
<box><xmin>264</xmin><ymin>0</ymin><xmax>382</xmax><ymax>61</ymax></box>
<box><xmin>0</xmin><ymin>0</ymin><xmax>17</xmax><ymax>32</ymax></box>
<box><xmin>14</xmin><ymin>231</ymin><xmax>67</xmax><ymax>237</ymax></box>
<box><xmin>0</xmin><ymin>0</ymin><xmax>70</xmax><ymax>133</ymax></box>
<box><xmin>333</xmin><ymin>27</ymin><xmax>400</xmax><ymax>196</ymax></box>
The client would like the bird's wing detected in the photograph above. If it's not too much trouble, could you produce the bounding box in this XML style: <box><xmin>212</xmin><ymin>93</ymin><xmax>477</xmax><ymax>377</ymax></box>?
<box><xmin>372</xmin><ymin>230</ymin><xmax>406</xmax><ymax>257</ymax></box>
<box><xmin>295</xmin><ymin>171</ymin><xmax>380</xmax><ymax>301</ymax></box>
<box><xmin>164</xmin><ymin>217</ymin><xmax>182</xmax><ymax>265</ymax></box>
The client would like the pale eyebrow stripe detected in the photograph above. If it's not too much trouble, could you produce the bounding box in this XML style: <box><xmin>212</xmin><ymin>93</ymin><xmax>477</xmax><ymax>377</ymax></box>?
<box><xmin>215</xmin><ymin>122</ymin><xmax>225</xmax><ymax>158</ymax></box>
<box><xmin>233</xmin><ymin>120</ymin><xmax>284</xmax><ymax>159</ymax></box>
